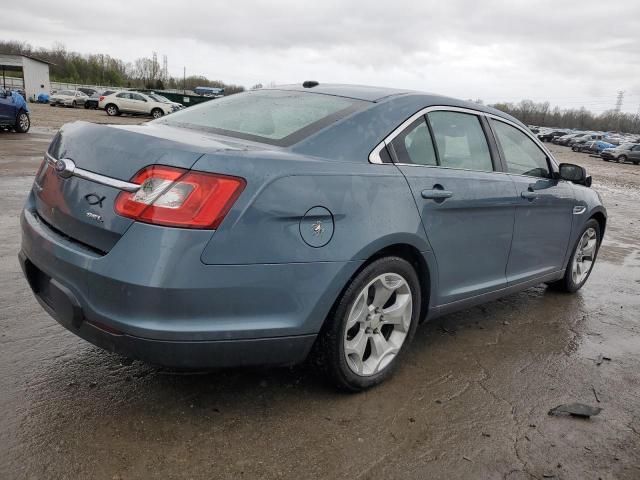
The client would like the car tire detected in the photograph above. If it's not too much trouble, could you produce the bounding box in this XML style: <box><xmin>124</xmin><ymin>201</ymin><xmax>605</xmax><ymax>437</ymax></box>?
<box><xmin>151</xmin><ymin>108</ymin><xmax>164</xmax><ymax>119</ymax></box>
<box><xmin>571</xmin><ymin>146</ymin><xmax>578</xmax><ymax>152</ymax></box>
<box><xmin>14</xmin><ymin>111</ymin><xmax>30</xmax><ymax>133</ymax></box>
<box><xmin>71</xmin><ymin>101</ymin><xmax>77</xmax><ymax>108</ymax></box>
<box><xmin>49</xmin><ymin>103</ymin><xmax>55</xmax><ymax>107</ymax></box>
<box><xmin>618</xmin><ymin>155</ymin><xmax>627</xmax><ymax>163</ymax></box>
<box><xmin>547</xmin><ymin>219</ymin><xmax>600</xmax><ymax>293</ymax></box>
<box><xmin>84</xmin><ymin>103</ymin><xmax>90</xmax><ymax>109</ymax></box>
<box><xmin>315</xmin><ymin>256</ymin><xmax>421</xmax><ymax>392</ymax></box>
<box><xmin>106</xmin><ymin>104</ymin><xmax>119</xmax><ymax>116</ymax></box>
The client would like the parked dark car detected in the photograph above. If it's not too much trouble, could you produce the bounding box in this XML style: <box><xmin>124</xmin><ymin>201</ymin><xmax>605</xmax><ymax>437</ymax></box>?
<box><xmin>600</xmin><ymin>143</ymin><xmax>640</xmax><ymax>164</ymax></box>
<box><xmin>78</xmin><ymin>87</ymin><xmax>98</xmax><ymax>97</ymax></box>
<box><xmin>538</xmin><ymin>130</ymin><xmax>568</xmax><ymax>142</ymax></box>
<box><xmin>554</xmin><ymin>133</ymin><xmax>583</xmax><ymax>145</ymax></box>
<box><xmin>0</xmin><ymin>90</ymin><xmax>30</xmax><ymax>133</ymax></box>
<box><xmin>84</xmin><ymin>90</ymin><xmax>118</xmax><ymax>110</ymax></box>
<box><xmin>19</xmin><ymin>83</ymin><xmax>607</xmax><ymax>391</ymax></box>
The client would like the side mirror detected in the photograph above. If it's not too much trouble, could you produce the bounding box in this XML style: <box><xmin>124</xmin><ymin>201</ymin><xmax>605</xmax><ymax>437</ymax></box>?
<box><xmin>559</xmin><ymin>163</ymin><xmax>591</xmax><ymax>187</ymax></box>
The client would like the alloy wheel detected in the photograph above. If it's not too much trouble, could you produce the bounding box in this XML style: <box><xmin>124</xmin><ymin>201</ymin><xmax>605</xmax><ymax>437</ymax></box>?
<box><xmin>18</xmin><ymin>113</ymin><xmax>29</xmax><ymax>131</ymax></box>
<box><xmin>571</xmin><ymin>227</ymin><xmax>597</xmax><ymax>285</ymax></box>
<box><xmin>343</xmin><ymin>273</ymin><xmax>412</xmax><ymax>376</ymax></box>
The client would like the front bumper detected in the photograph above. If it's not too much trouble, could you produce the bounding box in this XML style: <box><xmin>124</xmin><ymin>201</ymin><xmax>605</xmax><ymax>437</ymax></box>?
<box><xmin>20</xmin><ymin>205</ymin><xmax>361</xmax><ymax>368</ymax></box>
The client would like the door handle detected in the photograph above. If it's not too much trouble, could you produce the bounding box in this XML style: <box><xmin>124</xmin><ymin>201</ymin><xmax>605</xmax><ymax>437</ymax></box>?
<box><xmin>421</xmin><ymin>189</ymin><xmax>453</xmax><ymax>200</ymax></box>
<box><xmin>521</xmin><ymin>191</ymin><xmax>539</xmax><ymax>200</ymax></box>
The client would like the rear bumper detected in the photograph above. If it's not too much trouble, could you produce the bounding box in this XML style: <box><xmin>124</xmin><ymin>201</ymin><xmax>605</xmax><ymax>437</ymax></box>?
<box><xmin>20</xmin><ymin>205</ymin><xmax>361</xmax><ymax>367</ymax></box>
<box><xmin>19</xmin><ymin>250</ymin><xmax>315</xmax><ymax>368</ymax></box>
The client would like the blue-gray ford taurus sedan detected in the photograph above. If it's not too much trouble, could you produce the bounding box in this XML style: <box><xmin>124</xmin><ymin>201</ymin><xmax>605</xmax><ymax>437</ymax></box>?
<box><xmin>20</xmin><ymin>83</ymin><xmax>606</xmax><ymax>391</ymax></box>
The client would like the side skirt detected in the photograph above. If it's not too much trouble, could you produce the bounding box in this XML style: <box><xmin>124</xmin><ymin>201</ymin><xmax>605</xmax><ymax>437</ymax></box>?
<box><xmin>424</xmin><ymin>270</ymin><xmax>564</xmax><ymax>321</ymax></box>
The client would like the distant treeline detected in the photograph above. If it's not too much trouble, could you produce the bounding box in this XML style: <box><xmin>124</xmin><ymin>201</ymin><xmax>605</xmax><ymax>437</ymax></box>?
<box><xmin>486</xmin><ymin>99</ymin><xmax>640</xmax><ymax>134</ymax></box>
<box><xmin>0</xmin><ymin>41</ymin><xmax>245</xmax><ymax>94</ymax></box>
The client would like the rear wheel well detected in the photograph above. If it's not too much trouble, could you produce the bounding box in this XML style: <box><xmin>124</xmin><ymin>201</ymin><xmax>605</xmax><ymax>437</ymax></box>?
<box><xmin>372</xmin><ymin>245</ymin><xmax>430</xmax><ymax>321</ymax></box>
<box><xmin>339</xmin><ymin>244</ymin><xmax>431</xmax><ymax>324</ymax></box>
<box><xmin>590</xmin><ymin>212</ymin><xmax>606</xmax><ymax>240</ymax></box>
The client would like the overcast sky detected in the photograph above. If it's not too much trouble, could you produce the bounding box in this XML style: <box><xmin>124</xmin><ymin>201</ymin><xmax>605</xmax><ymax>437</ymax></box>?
<box><xmin>5</xmin><ymin>0</ymin><xmax>640</xmax><ymax>113</ymax></box>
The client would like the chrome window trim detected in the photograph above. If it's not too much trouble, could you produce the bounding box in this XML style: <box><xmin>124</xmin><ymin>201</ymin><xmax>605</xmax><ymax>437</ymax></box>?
<box><xmin>368</xmin><ymin>105</ymin><xmax>559</xmax><ymax>170</ymax></box>
<box><xmin>45</xmin><ymin>152</ymin><xmax>141</xmax><ymax>192</ymax></box>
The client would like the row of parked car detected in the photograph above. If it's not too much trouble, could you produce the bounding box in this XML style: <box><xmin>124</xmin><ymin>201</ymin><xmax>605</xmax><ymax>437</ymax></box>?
<box><xmin>47</xmin><ymin>87</ymin><xmax>185</xmax><ymax>119</ymax></box>
<box><xmin>533</xmin><ymin>127</ymin><xmax>640</xmax><ymax>165</ymax></box>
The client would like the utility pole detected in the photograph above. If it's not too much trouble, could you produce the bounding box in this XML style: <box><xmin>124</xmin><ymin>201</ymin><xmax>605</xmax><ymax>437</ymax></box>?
<box><xmin>162</xmin><ymin>55</ymin><xmax>168</xmax><ymax>81</ymax></box>
<box><xmin>614</xmin><ymin>90</ymin><xmax>625</xmax><ymax>113</ymax></box>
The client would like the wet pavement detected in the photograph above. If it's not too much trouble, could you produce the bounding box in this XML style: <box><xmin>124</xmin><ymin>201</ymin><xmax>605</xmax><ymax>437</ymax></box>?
<box><xmin>1</xmin><ymin>108</ymin><xmax>639</xmax><ymax>479</ymax></box>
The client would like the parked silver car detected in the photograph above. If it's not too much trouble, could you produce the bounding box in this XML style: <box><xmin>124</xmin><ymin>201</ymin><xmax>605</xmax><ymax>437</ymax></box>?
<box><xmin>49</xmin><ymin>90</ymin><xmax>89</xmax><ymax>108</ymax></box>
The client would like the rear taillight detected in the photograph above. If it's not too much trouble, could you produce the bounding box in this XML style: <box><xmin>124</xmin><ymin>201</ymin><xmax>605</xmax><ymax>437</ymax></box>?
<box><xmin>99</xmin><ymin>96</ymin><xmax>105</xmax><ymax>102</ymax></box>
<box><xmin>114</xmin><ymin>165</ymin><xmax>245</xmax><ymax>229</ymax></box>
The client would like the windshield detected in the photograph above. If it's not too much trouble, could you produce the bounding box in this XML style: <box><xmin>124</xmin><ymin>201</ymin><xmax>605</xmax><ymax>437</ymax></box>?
<box><xmin>159</xmin><ymin>89</ymin><xmax>366</xmax><ymax>146</ymax></box>
<box><xmin>59</xmin><ymin>90</ymin><xmax>75</xmax><ymax>96</ymax></box>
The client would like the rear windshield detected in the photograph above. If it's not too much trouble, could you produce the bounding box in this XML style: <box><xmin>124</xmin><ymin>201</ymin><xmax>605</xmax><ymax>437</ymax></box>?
<box><xmin>158</xmin><ymin>89</ymin><xmax>365</xmax><ymax>146</ymax></box>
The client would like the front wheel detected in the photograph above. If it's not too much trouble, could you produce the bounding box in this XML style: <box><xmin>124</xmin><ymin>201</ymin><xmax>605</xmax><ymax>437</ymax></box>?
<box><xmin>316</xmin><ymin>256</ymin><xmax>421</xmax><ymax>391</ymax></box>
<box><xmin>548</xmin><ymin>219</ymin><xmax>600</xmax><ymax>293</ymax></box>
<box><xmin>14</xmin><ymin>111</ymin><xmax>30</xmax><ymax>133</ymax></box>
<box><xmin>84</xmin><ymin>102</ymin><xmax>90</xmax><ymax>109</ymax></box>
<box><xmin>618</xmin><ymin>155</ymin><xmax>627</xmax><ymax>163</ymax></box>
<box><xmin>151</xmin><ymin>108</ymin><xmax>164</xmax><ymax>119</ymax></box>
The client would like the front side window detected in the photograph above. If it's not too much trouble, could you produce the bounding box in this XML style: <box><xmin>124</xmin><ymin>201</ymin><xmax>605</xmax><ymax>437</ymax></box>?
<box><xmin>160</xmin><ymin>89</ymin><xmax>365</xmax><ymax>146</ymax></box>
<box><xmin>389</xmin><ymin>118</ymin><xmax>437</xmax><ymax>166</ymax></box>
<box><xmin>427</xmin><ymin>111</ymin><xmax>493</xmax><ymax>172</ymax></box>
<box><xmin>491</xmin><ymin>119</ymin><xmax>550</xmax><ymax>178</ymax></box>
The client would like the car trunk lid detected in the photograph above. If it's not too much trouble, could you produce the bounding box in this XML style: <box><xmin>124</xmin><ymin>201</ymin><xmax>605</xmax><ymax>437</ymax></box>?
<box><xmin>33</xmin><ymin>121</ymin><xmax>244</xmax><ymax>253</ymax></box>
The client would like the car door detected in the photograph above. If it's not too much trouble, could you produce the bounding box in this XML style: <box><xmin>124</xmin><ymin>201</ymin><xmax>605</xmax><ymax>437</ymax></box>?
<box><xmin>389</xmin><ymin>108</ymin><xmax>517</xmax><ymax>305</ymax></box>
<box><xmin>0</xmin><ymin>93</ymin><xmax>13</xmax><ymax>123</ymax></box>
<box><xmin>129</xmin><ymin>93</ymin><xmax>149</xmax><ymax>113</ymax></box>
<box><xmin>115</xmin><ymin>92</ymin><xmax>132</xmax><ymax>112</ymax></box>
<box><xmin>630</xmin><ymin>145</ymin><xmax>640</xmax><ymax>163</ymax></box>
<box><xmin>488</xmin><ymin>118</ymin><xmax>574</xmax><ymax>284</ymax></box>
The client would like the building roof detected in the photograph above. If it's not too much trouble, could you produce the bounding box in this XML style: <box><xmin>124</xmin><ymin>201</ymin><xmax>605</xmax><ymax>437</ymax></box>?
<box><xmin>0</xmin><ymin>53</ymin><xmax>54</xmax><ymax>66</ymax></box>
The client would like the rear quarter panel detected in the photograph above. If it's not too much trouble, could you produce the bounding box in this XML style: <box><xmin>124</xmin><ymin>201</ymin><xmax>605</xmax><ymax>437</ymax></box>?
<box><xmin>194</xmin><ymin>153</ymin><xmax>432</xmax><ymax>265</ymax></box>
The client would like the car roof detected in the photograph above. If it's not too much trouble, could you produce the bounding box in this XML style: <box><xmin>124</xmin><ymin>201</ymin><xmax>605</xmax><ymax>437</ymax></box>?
<box><xmin>266</xmin><ymin>83</ymin><xmax>520</xmax><ymax>124</ymax></box>
<box><xmin>267</xmin><ymin>83</ymin><xmax>414</xmax><ymax>102</ymax></box>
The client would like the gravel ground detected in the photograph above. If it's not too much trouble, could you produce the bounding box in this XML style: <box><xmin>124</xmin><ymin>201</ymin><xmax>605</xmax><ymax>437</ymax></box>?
<box><xmin>1</xmin><ymin>106</ymin><xmax>639</xmax><ymax>479</ymax></box>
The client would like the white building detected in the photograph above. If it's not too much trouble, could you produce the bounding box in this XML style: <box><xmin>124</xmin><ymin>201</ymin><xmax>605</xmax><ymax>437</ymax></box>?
<box><xmin>0</xmin><ymin>53</ymin><xmax>52</xmax><ymax>100</ymax></box>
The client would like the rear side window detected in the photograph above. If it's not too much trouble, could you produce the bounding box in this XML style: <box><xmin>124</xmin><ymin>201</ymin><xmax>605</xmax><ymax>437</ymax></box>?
<box><xmin>490</xmin><ymin>120</ymin><xmax>550</xmax><ymax>178</ymax></box>
<box><xmin>116</xmin><ymin>92</ymin><xmax>130</xmax><ymax>99</ymax></box>
<box><xmin>389</xmin><ymin>118</ymin><xmax>437</xmax><ymax>166</ymax></box>
<box><xmin>427</xmin><ymin>111</ymin><xmax>493</xmax><ymax>172</ymax></box>
<box><xmin>160</xmin><ymin>90</ymin><xmax>365</xmax><ymax>146</ymax></box>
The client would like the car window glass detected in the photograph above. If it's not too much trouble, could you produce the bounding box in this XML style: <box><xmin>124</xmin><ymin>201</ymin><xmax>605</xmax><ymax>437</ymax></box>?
<box><xmin>389</xmin><ymin>117</ymin><xmax>437</xmax><ymax>166</ymax></box>
<box><xmin>161</xmin><ymin>90</ymin><xmax>364</xmax><ymax>145</ymax></box>
<box><xmin>491</xmin><ymin>119</ymin><xmax>550</xmax><ymax>178</ymax></box>
<box><xmin>427</xmin><ymin>111</ymin><xmax>493</xmax><ymax>172</ymax></box>
<box><xmin>116</xmin><ymin>92</ymin><xmax>129</xmax><ymax>99</ymax></box>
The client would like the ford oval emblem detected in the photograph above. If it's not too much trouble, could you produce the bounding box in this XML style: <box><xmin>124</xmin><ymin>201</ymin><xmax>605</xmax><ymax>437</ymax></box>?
<box><xmin>53</xmin><ymin>158</ymin><xmax>75</xmax><ymax>179</ymax></box>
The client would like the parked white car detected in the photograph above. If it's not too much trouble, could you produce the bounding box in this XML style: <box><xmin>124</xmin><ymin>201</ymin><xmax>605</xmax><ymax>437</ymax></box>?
<box><xmin>98</xmin><ymin>91</ymin><xmax>181</xmax><ymax>118</ymax></box>
<box><xmin>49</xmin><ymin>90</ymin><xmax>89</xmax><ymax>108</ymax></box>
